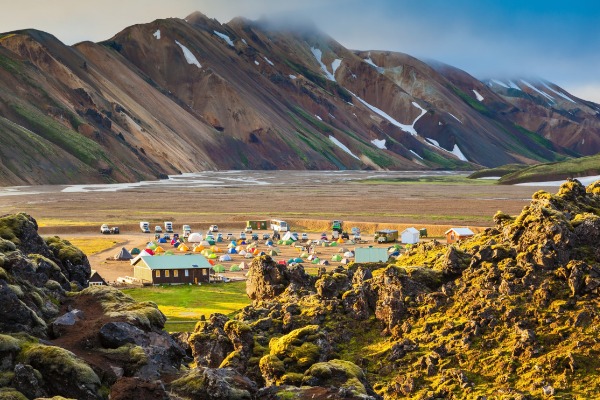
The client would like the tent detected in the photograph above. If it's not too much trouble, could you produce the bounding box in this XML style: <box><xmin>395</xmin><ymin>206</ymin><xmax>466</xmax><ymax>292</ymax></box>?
<box><xmin>144</xmin><ymin>249</ymin><xmax>155</xmax><ymax>256</ymax></box>
<box><xmin>193</xmin><ymin>245</ymin><xmax>204</xmax><ymax>253</ymax></box>
<box><xmin>230</xmin><ymin>264</ymin><xmax>241</xmax><ymax>272</ymax></box>
<box><xmin>164</xmin><ymin>250</ymin><xmax>174</xmax><ymax>255</ymax></box>
<box><xmin>294</xmin><ymin>257</ymin><xmax>303</xmax><ymax>263</ymax></box>
<box><xmin>228</xmin><ymin>248</ymin><xmax>238</xmax><ymax>254</ymax></box>
<box><xmin>330</xmin><ymin>241</ymin><xmax>338</xmax><ymax>247</ymax></box>
<box><xmin>307</xmin><ymin>254</ymin><xmax>317</xmax><ymax>261</ymax></box>
<box><xmin>228</xmin><ymin>242</ymin><xmax>236</xmax><ymax>249</ymax></box>
<box><xmin>331</xmin><ymin>254</ymin><xmax>342</xmax><ymax>262</ymax></box>
<box><xmin>158</xmin><ymin>237</ymin><xmax>167</xmax><ymax>243</ymax></box>
<box><xmin>178</xmin><ymin>244</ymin><xmax>189</xmax><ymax>252</ymax></box>
<box><xmin>343</xmin><ymin>251</ymin><xmax>354</xmax><ymax>258</ymax></box>
<box><xmin>219</xmin><ymin>254</ymin><xmax>232</xmax><ymax>262</ymax></box>
<box><xmin>346</xmin><ymin>240</ymin><xmax>355</xmax><ymax>245</ymax></box>
<box><xmin>201</xmin><ymin>249</ymin><xmax>213</xmax><ymax>257</ymax></box>
<box><xmin>259</xmin><ymin>251</ymin><xmax>266</xmax><ymax>256</ymax></box>
<box><xmin>282</xmin><ymin>231</ymin><xmax>298</xmax><ymax>241</ymax></box>
<box><xmin>114</xmin><ymin>247</ymin><xmax>133</xmax><ymax>261</ymax></box>
<box><xmin>337</xmin><ymin>239</ymin><xmax>344</xmax><ymax>244</ymax></box>
<box><xmin>130</xmin><ymin>247</ymin><xmax>141</xmax><ymax>255</ymax></box>
<box><xmin>239</xmin><ymin>250</ymin><xmax>247</xmax><ymax>256</ymax></box>
<box><xmin>268</xmin><ymin>249</ymin><xmax>278</xmax><ymax>256</ymax></box>
<box><xmin>401</xmin><ymin>227</ymin><xmax>420</xmax><ymax>244</ymax></box>
<box><xmin>146</xmin><ymin>242</ymin><xmax>157</xmax><ymax>250</ymax></box>
<box><xmin>212</xmin><ymin>264</ymin><xmax>225</xmax><ymax>273</ymax></box>
<box><xmin>245</xmin><ymin>253</ymin><xmax>254</xmax><ymax>259</ymax></box>
<box><xmin>188</xmin><ymin>232</ymin><xmax>203</xmax><ymax>243</ymax></box>
<box><xmin>340</xmin><ymin>258</ymin><xmax>350</xmax><ymax>265</ymax></box>
<box><xmin>266</xmin><ymin>240</ymin><xmax>274</xmax><ymax>246</ymax></box>
<box><xmin>238</xmin><ymin>261</ymin><xmax>249</xmax><ymax>270</ymax></box>
<box><xmin>300</xmin><ymin>252</ymin><xmax>308</xmax><ymax>258</ymax></box>
<box><xmin>211</xmin><ymin>246</ymin><xmax>222</xmax><ymax>253</ymax></box>
<box><xmin>320</xmin><ymin>260</ymin><xmax>330</xmax><ymax>265</ymax></box>
<box><xmin>338</xmin><ymin>247</ymin><xmax>348</xmax><ymax>253</ymax></box>
<box><xmin>278</xmin><ymin>260</ymin><xmax>287</xmax><ymax>266</ymax></box>
<box><xmin>208</xmin><ymin>253</ymin><xmax>217</xmax><ymax>259</ymax></box>
<box><xmin>200</xmin><ymin>240</ymin><xmax>211</xmax><ymax>247</ymax></box>
<box><xmin>311</xmin><ymin>258</ymin><xmax>320</xmax><ymax>264</ymax></box>
<box><xmin>154</xmin><ymin>246</ymin><xmax>165</xmax><ymax>254</ymax></box>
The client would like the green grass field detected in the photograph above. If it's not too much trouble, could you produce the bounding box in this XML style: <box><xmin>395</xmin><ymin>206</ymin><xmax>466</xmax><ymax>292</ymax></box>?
<box><xmin>123</xmin><ymin>281</ymin><xmax>250</xmax><ymax>332</ymax></box>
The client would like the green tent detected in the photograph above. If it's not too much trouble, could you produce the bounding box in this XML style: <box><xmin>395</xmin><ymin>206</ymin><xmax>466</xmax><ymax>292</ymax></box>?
<box><xmin>212</xmin><ymin>264</ymin><xmax>225</xmax><ymax>273</ymax></box>
<box><xmin>268</xmin><ymin>249</ymin><xmax>278</xmax><ymax>256</ymax></box>
<box><xmin>130</xmin><ymin>247</ymin><xmax>141</xmax><ymax>255</ymax></box>
<box><xmin>311</xmin><ymin>258</ymin><xmax>320</xmax><ymax>264</ymax></box>
<box><xmin>229</xmin><ymin>264</ymin><xmax>241</xmax><ymax>272</ymax></box>
<box><xmin>331</xmin><ymin>254</ymin><xmax>342</xmax><ymax>262</ymax></box>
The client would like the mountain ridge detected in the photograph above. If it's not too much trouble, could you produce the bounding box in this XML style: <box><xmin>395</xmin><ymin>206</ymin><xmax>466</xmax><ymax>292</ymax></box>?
<box><xmin>0</xmin><ymin>12</ymin><xmax>597</xmax><ymax>185</ymax></box>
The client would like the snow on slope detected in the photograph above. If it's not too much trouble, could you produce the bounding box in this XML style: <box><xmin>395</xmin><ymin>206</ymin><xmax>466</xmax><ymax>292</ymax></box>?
<box><xmin>448</xmin><ymin>112</ymin><xmax>462</xmax><ymax>124</ymax></box>
<box><xmin>331</xmin><ymin>59</ymin><xmax>342</xmax><ymax>75</ymax></box>
<box><xmin>542</xmin><ymin>82</ymin><xmax>576</xmax><ymax>103</ymax></box>
<box><xmin>363</xmin><ymin>54</ymin><xmax>384</xmax><ymax>73</ymax></box>
<box><xmin>263</xmin><ymin>57</ymin><xmax>274</xmax><ymax>66</ymax></box>
<box><xmin>521</xmin><ymin>80</ymin><xmax>554</xmax><ymax>102</ymax></box>
<box><xmin>153</xmin><ymin>30</ymin><xmax>161</xmax><ymax>39</ymax></box>
<box><xmin>472</xmin><ymin>90</ymin><xmax>484</xmax><ymax>101</ymax></box>
<box><xmin>175</xmin><ymin>41</ymin><xmax>201</xmax><ymax>68</ymax></box>
<box><xmin>329</xmin><ymin>136</ymin><xmax>360</xmax><ymax>160</ymax></box>
<box><xmin>371</xmin><ymin>139</ymin><xmax>387</xmax><ymax>149</ymax></box>
<box><xmin>354</xmin><ymin>94</ymin><xmax>427</xmax><ymax>136</ymax></box>
<box><xmin>310</xmin><ymin>47</ymin><xmax>336</xmax><ymax>81</ymax></box>
<box><xmin>410</xmin><ymin>150</ymin><xmax>423</xmax><ymax>160</ymax></box>
<box><xmin>425</xmin><ymin>138</ymin><xmax>468</xmax><ymax>161</ymax></box>
<box><xmin>214</xmin><ymin>30</ymin><xmax>234</xmax><ymax>47</ymax></box>
<box><xmin>490</xmin><ymin>79</ymin><xmax>509</xmax><ymax>88</ymax></box>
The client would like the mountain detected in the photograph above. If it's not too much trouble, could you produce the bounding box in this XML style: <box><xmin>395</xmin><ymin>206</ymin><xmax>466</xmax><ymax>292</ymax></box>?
<box><xmin>0</xmin><ymin>12</ymin><xmax>597</xmax><ymax>185</ymax></box>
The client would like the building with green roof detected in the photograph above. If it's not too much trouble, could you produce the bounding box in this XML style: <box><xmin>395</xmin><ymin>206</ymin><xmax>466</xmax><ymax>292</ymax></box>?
<box><xmin>133</xmin><ymin>254</ymin><xmax>212</xmax><ymax>285</ymax></box>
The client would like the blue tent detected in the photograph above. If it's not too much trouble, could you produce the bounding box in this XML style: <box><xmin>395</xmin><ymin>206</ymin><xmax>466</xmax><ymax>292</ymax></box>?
<box><xmin>158</xmin><ymin>238</ymin><xmax>167</xmax><ymax>243</ymax></box>
<box><xmin>228</xmin><ymin>248</ymin><xmax>238</xmax><ymax>254</ymax></box>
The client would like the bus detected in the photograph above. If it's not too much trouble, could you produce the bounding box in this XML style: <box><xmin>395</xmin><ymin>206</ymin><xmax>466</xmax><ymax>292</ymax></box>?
<box><xmin>270</xmin><ymin>219</ymin><xmax>289</xmax><ymax>232</ymax></box>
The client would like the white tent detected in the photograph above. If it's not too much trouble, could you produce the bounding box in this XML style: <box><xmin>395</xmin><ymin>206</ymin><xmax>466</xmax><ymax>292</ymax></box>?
<box><xmin>343</xmin><ymin>251</ymin><xmax>354</xmax><ymax>258</ymax></box>
<box><xmin>282</xmin><ymin>231</ymin><xmax>298</xmax><ymax>241</ymax></box>
<box><xmin>239</xmin><ymin>261</ymin><xmax>249</xmax><ymax>270</ymax></box>
<box><xmin>401</xmin><ymin>227</ymin><xmax>420</xmax><ymax>244</ymax></box>
<box><xmin>200</xmin><ymin>240</ymin><xmax>211</xmax><ymax>247</ymax></box>
<box><xmin>188</xmin><ymin>232</ymin><xmax>203</xmax><ymax>243</ymax></box>
<box><xmin>245</xmin><ymin>253</ymin><xmax>254</xmax><ymax>258</ymax></box>
<box><xmin>219</xmin><ymin>254</ymin><xmax>232</xmax><ymax>262</ymax></box>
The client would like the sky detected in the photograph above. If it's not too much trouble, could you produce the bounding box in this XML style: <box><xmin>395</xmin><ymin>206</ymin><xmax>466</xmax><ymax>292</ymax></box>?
<box><xmin>1</xmin><ymin>0</ymin><xmax>599</xmax><ymax>102</ymax></box>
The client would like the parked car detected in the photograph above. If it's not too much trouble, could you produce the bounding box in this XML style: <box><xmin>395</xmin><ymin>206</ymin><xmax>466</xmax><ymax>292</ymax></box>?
<box><xmin>163</xmin><ymin>234</ymin><xmax>171</xmax><ymax>240</ymax></box>
<box><xmin>341</xmin><ymin>231</ymin><xmax>349</xmax><ymax>240</ymax></box>
<box><xmin>320</xmin><ymin>232</ymin><xmax>328</xmax><ymax>240</ymax></box>
<box><xmin>262</xmin><ymin>233</ymin><xmax>271</xmax><ymax>240</ymax></box>
<box><xmin>100</xmin><ymin>224</ymin><xmax>110</xmax><ymax>234</ymax></box>
<box><xmin>251</xmin><ymin>233</ymin><xmax>259</xmax><ymax>241</ymax></box>
<box><xmin>226</xmin><ymin>233</ymin><xmax>235</xmax><ymax>241</ymax></box>
<box><xmin>217</xmin><ymin>233</ymin><xmax>223</xmax><ymax>242</ymax></box>
<box><xmin>209</xmin><ymin>225</ymin><xmax>219</xmax><ymax>232</ymax></box>
<box><xmin>239</xmin><ymin>232</ymin><xmax>247</xmax><ymax>240</ymax></box>
<box><xmin>110</xmin><ymin>227</ymin><xmax>120</xmax><ymax>234</ymax></box>
<box><xmin>301</xmin><ymin>233</ymin><xmax>309</xmax><ymax>240</ymax></box>
<box><xmin>155</xmin><ymin>226</ymin><xmax>163</xmax><ymax>233</ymax></box>
<box><xmin>245</xmin><ymin>226</ymin><xmax>253</xmax><ymax>233</ymax></box>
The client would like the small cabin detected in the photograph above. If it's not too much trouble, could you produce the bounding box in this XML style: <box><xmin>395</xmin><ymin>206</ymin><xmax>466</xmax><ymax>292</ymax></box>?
<box><xmin>445</xmin><ymin>228</ymin><xmax>474</xmax><ymax>244</ymax></box>
<box><xmin>401</xmin><ymin>227</ymin><xmax>420</xmax><ymax>244</ymax></box>
<box><xmin>88</xmin><ymin>270</ymin><xmax>107</xmax><ymax>286</ymax></box>
<box><xmin>132</xmin><ymin>254</ymin><xmax>212</xmax><ymax>285</ymax></box>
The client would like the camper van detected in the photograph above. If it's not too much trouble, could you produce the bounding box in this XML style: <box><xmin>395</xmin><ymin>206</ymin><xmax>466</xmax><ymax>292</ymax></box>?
<box><xmin>270</xmin><ymin>219</ymin><xmax>289</xmax><ymax>232</ymax></box>
<box><xmin>139</xmin><ymin>221</ymin><xmax>150</xmax><ymax>233</ymax></box>
<box><xmin>182</xmin><ymin>225</ymin><xmax>191</xmax><ymax>238</ymax></box>
<box><xmin>100</xmin><ymin>224</ymin><xmax>110</xmax><ymax>234</ymax></box>
<box><xmin>164</xmin><ymin>221</ymin><xmax>173</xmax><ymax>233</ymax></box>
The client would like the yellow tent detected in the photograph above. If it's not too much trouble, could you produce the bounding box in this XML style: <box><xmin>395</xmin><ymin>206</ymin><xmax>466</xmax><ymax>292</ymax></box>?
<box><xmin>154</xmin><ymin>246</ymin><xmax>165</xmax><ymax>253</ymax></box>
<box><xmin>337</xmin><ymin>238</ymin><xmax>344</xmax><ymax>244</ymax></box>
<box><xmin>178</xmin><ymin>244</ymin><xmax>189</xmax><ymax>252</ymax></box>
<box><xmin>193</xmin><ymin>245</ymin><xmax>204</xmax><ymax>253</ymax></box>
<box><xmin>211</xmin><ymin>246</ymin><xmax>222</xmax><ymax>253</ymax></box>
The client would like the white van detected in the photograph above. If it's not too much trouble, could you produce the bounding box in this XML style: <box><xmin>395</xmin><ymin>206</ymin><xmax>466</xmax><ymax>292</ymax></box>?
<box><xmin>140</xmin><ymin>221</ymin><xmax>150</xmax><ymax>233</ymax></box>
<box><xmin>164</xmin><ymin>221</ymin><xmax>173</xmax><ymax>233</ymax></box>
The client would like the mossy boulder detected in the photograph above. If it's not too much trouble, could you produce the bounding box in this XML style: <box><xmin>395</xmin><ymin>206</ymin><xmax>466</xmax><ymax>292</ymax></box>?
<box><xmin>246</xmin><ymin>256</ymin><xmax>314</xmax><ymax>302</ymax></box>
<box><xmin>189</xmin><ymin>313</ymin><xmax>234</xmax><ymax>368</ymax></box>
<box><xmin>0</xmin><ymin>388</ymin><xmax>28</xmax><ymax>400</ymax></box>
<box><xmin>22</xmin><ymin>344</ymin><xmax>102</xmax><ymax>400</ymax></box>
<box><xmin>170</xmin><ymin>367</ymin><xmax>257</xmax><ymax>400</ymax></box>
<box><xmin>77</xmin><ymin>285</ymin><xmax>166</xmax><ymax>330</ymax></box>
<box><xmin>45</xmin><ymin>237</ymin><xmax>91</xmax><ymax>288</ymax></box>
<box><xmin>302</xmin><ymin>359</ymin><xmax>380</xmax><ymax>399</ymax></box>
<box><xmin>315</xmin><ymin>272</ymin><xmax>351</xmax><ymax>299</ymax></box>
<box><xmin>259</xmin><ymin>325</ymin><xmax>330</xmax><ymax>385</ymax></box>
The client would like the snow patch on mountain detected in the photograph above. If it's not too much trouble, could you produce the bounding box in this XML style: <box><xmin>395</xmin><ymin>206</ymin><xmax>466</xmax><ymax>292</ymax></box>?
<box><xmin>175</xmin><ymin>41</ymin><xmax>201</xmax><ymax>68</ymax></box>
<box><xmin>410</xmin><ymin>150</ymin><xmax>423</xmax><ymax>160</ymax></box>
<box><xmin>354</xmin><ymin>95</ymin><xmax>426</xmax><ymax>136</ymax></box>
<box><xmin>541</xmin><ymin>82</ymin><xmax>576</xmax><ymax>103</ymax></box>
<box><xmin>329</xmin><ymin>136</ymin><xmax>360</xmax><ymax>160</ymax></box>
<box><xmin>490</xmin><ymin>79</ymin><xmax>509</xmax><ymax>88</ymax></box>
<box><xmin>473</xmin><ymin>90</ymin><xmax>484</xmax><ymax>101</ymax></box>
<box><xmin>153</xmin><ymin>30</ymin><xmax>161</xmax><ymax>40</ymax></box>
<box><xmin>315</xmin><ymin>115</ymin><xmax>322</xmax><ymax>121</ymax></box>
<box><xmin>289</xmin><ymin>74</ymin><xmax>297</xmax><ymax>80</ymax></box>
<box><xmin>214</xmin><ymin>30</ymin><xmax>234</xmax><ymax>47</ymax></box>
<box><xmin>521</xmin><ymin>80</ymin><xmax>554</xmax><ymax>102</ymax></box>
<box><xmin>263</xmin><ymin>57</ymin><xmax>274</xmax><ymax>66</ymax></box>
<box><xmin>425</xmin><ymin>138</ymin><xmax>468</xmax><ymax>161</ymax></box>
<box><xmin>331</xmin><ymin>59</ymin><xmax>342</xmax><ymax>75</ymax></box>
<box><xmin>310</xmin><ymin>47</ymin><xmax>336</xmax><ymax>81</ymax></box>
<box><xmin>448</xmin><ymin>112</ymin><xmax>462</xmax><ymax>124</ymax></box>
<box><xmin>371</xmin><ymin>139</ymin><xmax>387</xmax><ymax>149</ymax></box>
<box><xmin>364</xmin><ymin>55</ymin><xmax>384</xmax><ymax>73</ymax></box>
<box><xmin>254</xmin><ymin>60</ymin><xmax>259</xmax><ymax>65</ymax></box>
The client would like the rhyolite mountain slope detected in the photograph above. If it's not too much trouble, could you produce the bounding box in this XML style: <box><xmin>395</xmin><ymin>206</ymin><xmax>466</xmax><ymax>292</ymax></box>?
<box><xmin>0</xmin><ymin>12</ymin><xmax>597</xmax><ymax>185</ymax></box>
